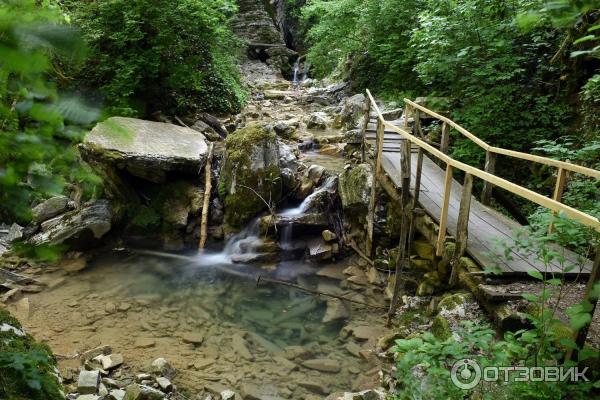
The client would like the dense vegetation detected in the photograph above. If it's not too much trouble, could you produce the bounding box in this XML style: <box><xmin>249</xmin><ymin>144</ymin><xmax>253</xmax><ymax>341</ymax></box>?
<box><xmin>62</xmin><ymin>0</ymin><xmax>246</xmax><ymax>117</ymax></box>
<box><xmin>300</xmin><ymin>0</ymin><xmax>599</xmax><ymax>251</ymax></box>
<box><xmin>0</xmin><ymin>0</ymin><xmax>100</xmax><ymax>224</ymax></box>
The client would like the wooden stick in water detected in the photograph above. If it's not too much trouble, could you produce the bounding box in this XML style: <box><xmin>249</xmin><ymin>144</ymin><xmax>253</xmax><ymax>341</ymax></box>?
<box><xmin>199</xmin><ymin>143</ymin><xmax>214</xmax><ymax>249</ymax></box>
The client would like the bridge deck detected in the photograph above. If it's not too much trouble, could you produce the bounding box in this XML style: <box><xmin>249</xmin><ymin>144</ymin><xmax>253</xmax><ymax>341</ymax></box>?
<box><xmin>367</xmin><ymin>127</ymin><xmax>593</xmax><ymax>276</ymax></box>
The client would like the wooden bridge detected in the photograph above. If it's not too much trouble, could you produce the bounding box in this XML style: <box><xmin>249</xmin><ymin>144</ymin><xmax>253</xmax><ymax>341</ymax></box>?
<box><xmin>360</xmin><ymin>90</ymin><xmax>600</xmax><ymax>342</ymax></box>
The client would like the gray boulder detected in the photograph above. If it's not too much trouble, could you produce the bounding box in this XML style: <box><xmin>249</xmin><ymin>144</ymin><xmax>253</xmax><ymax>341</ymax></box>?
<box><xmin>339</xmin><ymin>94</ymin><xmax>366</xmax><ymax>129</ymax></box>
<box><xmin>307</xmin><ymin>112</ymin><xmax>330</xmax><ymax>129</ymax></box>
<box><xmin>338</xmin><ymin>164</ymin><xmax>372</xmax><ymax>215</ymax></box>
<box><xmin>28</xmin><ymin>200</ymin><xmax>112</xmax><ymax>247</ymax></box>
<box><xmin>31</xmin><ymin>195</ymin><xmax>70</xmax><ymax>224</ymax></box>
<box><xmin>80</xmin><ymin>117</ymin><xmax>208</xmax><ymax>184</ymax></box>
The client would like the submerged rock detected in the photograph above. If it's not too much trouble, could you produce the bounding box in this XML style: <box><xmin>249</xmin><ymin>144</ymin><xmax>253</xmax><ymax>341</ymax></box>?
<box><xmin>219</xmin><ymin>123</ymin><xmax>282</xmax><ymax>229</ymax></box>
<box><xmin>302</xmin><ymin>358</ymin><xmax>341</xmax><ymax>373</ymax></box>
<box><xmin>28</xmin><ymin>200</ymin><xmax>112</xmax><ymax>248</ymax></box>
<box><xmin>80</xmin><ymin>117</ymin><xmax>208</xmax><ymax>184</ymax></box>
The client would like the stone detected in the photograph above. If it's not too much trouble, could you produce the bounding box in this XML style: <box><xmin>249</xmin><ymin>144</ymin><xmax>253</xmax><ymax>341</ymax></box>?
<box><xmin>77</xmin><ymin>396</ymin><xmax>100</xmax><ymax>400</ymax></box>
<box><xmin>431</xmin><ymin>315</ymin><xmax>452</xmax><ymax>340</ymax></box>
<box><xmin>338</xmin><ymin>164</ymin><xmax>372</xmax><ymax>215</ymax></box>
<box><xmin>155</xmin><ymin>377</ymin><xmax>172</xmax><ymax>392</ymax></box>
<box><xmin>413</xmin><ymin>241</ymin><xmax>435</xmax><ymax>261</ymax></box>
<box><xmin>134</xmin><ymin>338</ymin><xmax>156</xmax><ymax>349</ymax></box>
<box><xmin>297</xmin><ymin>380</ymin><xmax>330</xmax><ymax>395</ymax></box>
<box><xmin>117</xmin><ymin>303</ymin><xmax>131</xmax><ymax>312</ymax></box>
<box><xmin>6</xmin><ymin>223</ymin><xmax>23</xmax><ymax>242</ymax></box>
<box><xmin>32</xmin><ymin>195</ymin><xmax>70</xmax><ymax>223</ymax></box>
<box><xmin>82</xmin><ymin>345</ymin><xmax>112</xmax><ymax>361</ymax></box>
<box><xmin>322</xmin><ymin>230</ymin><xmax>337</xmax><ymax>242</ymax></box>
<box><xmin>220</xmin><ymin>390</ymin><xmax>236</xmax><ymax>400</ymax></box>
<box><xmin>231</xmin><ymin>333</ymin><xmax>253</xmax><ymax>360</ymax></box>
<box><xmin>306</xmin><ymin>112</ymin><xmax>329</xmax><ymax>129</ymax></box>
<box><xmin>416</xmin><ymin>281</ymin><xmax>435</xmax><ymax>296</ymax></box>
<box><xmin>297</xmin><ymin>164</ymin><xmax>326</xmax><ymax>199</ymax></box>
<box><xmin>80</xmin><ymin>117</ymin><xmax>208</xmax><ymax>183</ymax></box>
<box><xmin>220</xmin><ymin>123</ymin><xmax>282</xmax><ymax>228</ymax></box>
<box><xmin>307</xmin><ymin>237</ymin><xmax>333</xmax><ymax>261</ymax></box>
<box><xmin>351</xmin><ymin>326</ymin><xmax>385</xmax><ymax>341</ymax></box>
<box><xmin>124</xmin><ymin>384</ymin><xmax>165</xmax><ymax>400</ymax></box>
<box><xmin>302</xmin><ymin>358</ymin><xmax>341</xmax><ymax>373</ymax></box>
<box><xmin>273</xmin><ymin>122</ymin><xmax>294</xmax><ymax>139</ymax></box>
<box><xmin>94</xmin><ymin>353</ymin><xmax>123</xmax><ymax>370</ymax></box>
<box><xmin>345</xmin><ymin>342</ymin><xmax>361</xmax><ymax>357</ymax></box>
<box><xmin>108</xmin><ymin>389</ymin><xmax>126</xmax><ymax>400</ymax></box>
<box><xmin>77</xmin><ymin>370</ymin><xmax>100</xmax><ymax>395</ymax></box>
<box><xmin>28</xmin><ymin>200</ymin><xmax>112</xmax><ymax>248</ymax></box>
<box><xmin>322</xmin><ymin>298</ymin><xmax>350</xmax><ymax>323</ymax></box>
<box><xmin>99</xmin><ymin>383</ymin><xmax>109</xmax><ymax>396</ymax></box>
<box><xmin>347</xmin><ymin>275</ymin><xmax>368</xmax><ymax>285</ymax></box>
<box><xmin>366</xmin><ymin>267</ymin><xmax>381</xmax><ymax>285</ymax></box>
<box><xmin>181</xmin><ymin>332</ymin><xmax>204</xmax><ymax>345</ymax></box>
<box><xmin>283</xmin><ymin>345</ymin><xmax>312</xmax><ymax>360</ymax></box>
<box><xmin>240</xmin><ymin>382</ymin><xmax>284</xmax><ymax>400</ymax></box>
<box><xmin>150</xmin><ymin>358</ymin><xmax>175</xmax><ymax>380</ymax></box>
<box><xmin>316</xmin><ymin>264</ymin><xmax>346</xmax><ymax>280</ymax></box>
<box><xmin>339</xmin><ymin>94</ymin><xmax>366</xmax><ymax>129</ymax></box>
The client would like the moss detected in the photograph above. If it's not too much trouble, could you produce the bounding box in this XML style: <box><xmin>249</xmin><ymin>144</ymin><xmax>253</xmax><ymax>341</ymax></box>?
<box><xmin>338</xmin><ymin>163</ymin><xmax>371</xmax><ymax>214</ymax></box>
<box><xmin>438</xmin><ymin>292</ymin><xmax>470</xmax><ymax>312</ymax></box>
<box><xmin>0</xmin><ymin>309</ymin><xmax>63</xmax><ymax>400</ymax></box>
<box><xmin>219</xmin><ymin>123</ymin><xmax>282</xmax><ymax>229</ymax></box>
<box><xmin>431</xmin><ymin>315</ymin><xmax>452</xmax><ymax>340</ymax></box>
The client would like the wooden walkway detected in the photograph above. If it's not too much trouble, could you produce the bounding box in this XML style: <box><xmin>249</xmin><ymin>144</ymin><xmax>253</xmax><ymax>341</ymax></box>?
<box><xmin>365</xmin><ymin>120</ymin><xmax>594</xmax><ymax>276</ymax></box>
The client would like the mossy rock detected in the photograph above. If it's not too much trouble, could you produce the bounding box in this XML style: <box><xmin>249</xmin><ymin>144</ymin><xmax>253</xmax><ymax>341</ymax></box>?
<box><xmin>431</xmin><ymin>315</ymin><xmax>452</xmax><ymax>341</ymax></box>
<box><xmin>338</xmin><ymin>163</ymin><xmax>372</xmax><ymax>216</ymax></box>
<box><xmin>412</xmin><ymin>240</ymin><xmax>436</xmax><ymax>261</ymax></box>
<box><xmin>219</xmin><ymin>123</ymin><xmax>282</xmax><ymax>229</ymax></box>
<box><xmin>438</xmin><ymin>292</ymin><xmax>471</xmax><ymax>312</ymax></box>
<box><xmin>0</xmin><ymin>308</ymin><xmax>63</xmax><ymax>400</ymax></box>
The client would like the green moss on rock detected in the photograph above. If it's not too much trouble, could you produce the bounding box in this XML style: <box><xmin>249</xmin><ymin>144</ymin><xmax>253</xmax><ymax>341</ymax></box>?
<box><xmin>431</xmin><ymin>315</ymin><xmax>452</xmax><ymax>341</ymax></box>
<box><xmin>219</xmin><ymin>124</ymin><xmax>282</xmax><ymax>229</ymax></box>
<box><xmin>0</xmin><ymin>308</ymin><xmax>63</xmax><ymax>400</ymax></box>
<box><xmin>338</xmin><ymin>163</ymin><xmax>372</xmax><ymax>215</ymax></box>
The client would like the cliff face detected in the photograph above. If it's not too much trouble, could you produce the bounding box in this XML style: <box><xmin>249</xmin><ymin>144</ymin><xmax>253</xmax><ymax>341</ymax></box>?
<box><xmin>272</xmin><ymin>0</ymin><xmax>306</xmax><ymax>51</ymax></box>
<box><xmin>232</xmin><ymin>0</ymin><xmax>284</xmax><ymax>45</ymax></box>
<box><xmin>233</xmin><ymin>0</ymin><xmax>296</xmax><ymax>76</ymax></box>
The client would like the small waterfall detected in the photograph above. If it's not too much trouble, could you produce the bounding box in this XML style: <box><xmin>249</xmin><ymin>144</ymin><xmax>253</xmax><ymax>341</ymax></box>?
<box><xmin>280</xmin><ymin>176</ymin><xmax>337</xmax><ymax>217</ymax></box>
<box><xmin>292</xmin><ymin>56</ymin><xmax>306</xmax><ymax>89</ymax></box>
<box><xmin>195</xmin><ymin>219</ymin><xmax>263</xmax><ymax>265</ymax></box>
<box><xmin>280</xmin><ymin>225</ymin><xmax>293</xmax><ymax>250</ymax></box>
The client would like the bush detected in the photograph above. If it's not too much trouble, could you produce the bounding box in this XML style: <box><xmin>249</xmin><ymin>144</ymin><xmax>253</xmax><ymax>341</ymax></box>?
<box><xmin>63</xmin><ymin>0</ymin><xmax>247</xmax><ymax>117</ymax></box>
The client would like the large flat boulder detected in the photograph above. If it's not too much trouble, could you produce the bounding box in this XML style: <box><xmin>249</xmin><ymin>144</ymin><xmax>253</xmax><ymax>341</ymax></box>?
<box><xmin>80</xmin><ymin>117</ymin><xmax>208</xmax><ymax>183</ymax></box>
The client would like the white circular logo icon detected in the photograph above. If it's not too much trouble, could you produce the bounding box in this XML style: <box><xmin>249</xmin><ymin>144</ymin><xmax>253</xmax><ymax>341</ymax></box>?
<box><xmin>451</xmin><ymin>359</ymin><xmax>481</xmax><ymax>390</ymax></box>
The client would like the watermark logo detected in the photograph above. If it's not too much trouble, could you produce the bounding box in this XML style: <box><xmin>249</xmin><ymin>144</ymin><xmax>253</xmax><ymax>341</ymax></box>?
<box><xmin>450</xmin><ymin>359</ymin><xmax>589</xmax><ymax>389</ymax></box>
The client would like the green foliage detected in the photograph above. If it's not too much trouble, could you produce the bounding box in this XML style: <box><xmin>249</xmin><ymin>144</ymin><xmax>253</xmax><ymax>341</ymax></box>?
<box><xmin>0</xmin><ymin>0</ymin><xmax>101</xmax><ymax>223</ymax></box>
<box><xmin>63</xmin><ymin>0</ymin><xmax>247</xmax><ymax>117</ymax></box>
<box><xmin>0</xmin><ymin>309</ymin><xmax>63</xmax><ymax>400</ymax></box>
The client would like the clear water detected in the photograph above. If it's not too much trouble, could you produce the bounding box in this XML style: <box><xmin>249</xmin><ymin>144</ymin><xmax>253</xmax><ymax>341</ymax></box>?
<box><xmin>16</xmin><ymin>252</ymin><xmax>385</xmax><ymax>397</ymax></box>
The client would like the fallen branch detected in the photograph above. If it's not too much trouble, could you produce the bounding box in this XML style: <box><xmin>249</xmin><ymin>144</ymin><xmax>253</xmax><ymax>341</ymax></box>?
<box><xmin>346</xmin><ymin>236</ymin><xmax>375</xmax><ymax>266</ymax></box>
<box><xmin>199</xmin><ymin>143</ymin><xmax>214</xmax><ymax>249</ymax></box>
<box><xmin>256</xmin><ymin>275</ymin><xmax>386</xmax><ymax>310</ymax></box>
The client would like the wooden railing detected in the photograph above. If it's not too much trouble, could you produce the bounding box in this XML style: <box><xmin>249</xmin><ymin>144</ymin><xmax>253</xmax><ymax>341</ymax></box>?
<box><xmin>363</xmin><ymin>89</ymin><xmax>600</xmax><ymax>340</ymax></box>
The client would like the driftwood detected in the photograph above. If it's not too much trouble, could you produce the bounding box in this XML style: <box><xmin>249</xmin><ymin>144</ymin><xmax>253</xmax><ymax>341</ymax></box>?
<box><xmin>345</xmin><ymin>236</ymin><xmax>374</xmax><ymax>266</ymax></box>
<box><xmin>256</xmin><ymin>275</ymin><xmax>386</xmax><ymax>310</ymax></box>
<box><xmin>199</xmin><ymin>143</ymin><xmax>214</xmax><ymax>249</ymax></box>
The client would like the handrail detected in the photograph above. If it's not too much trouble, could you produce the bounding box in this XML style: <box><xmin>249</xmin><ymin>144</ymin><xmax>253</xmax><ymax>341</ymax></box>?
<box><xmin>403</xmin><ymin>98</ymin><xmax>600</xmax><ymax>180</ymax></box>
<box><xmin>365</xmin><ymin>90</ymin><xmax>600</xmax><ymax>233</ymax></box>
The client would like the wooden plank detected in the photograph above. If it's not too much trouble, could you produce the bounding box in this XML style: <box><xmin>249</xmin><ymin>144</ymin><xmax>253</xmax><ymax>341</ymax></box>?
<box><xmin>380</xmin><ymin>152</ymin><xmax>593</xmax><ymax>276</ymax></box>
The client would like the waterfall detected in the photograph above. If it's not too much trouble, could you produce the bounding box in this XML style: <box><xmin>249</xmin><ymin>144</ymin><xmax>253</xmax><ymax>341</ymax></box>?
<box><xmin>195</xmin><ymin>218</ymin><xmax>263</xmax><ymax>265</ymax></box>
<box><xmin>280</xmin><ymin>176</ymin><xmax>337</xmax><ymax>217</ymax></box>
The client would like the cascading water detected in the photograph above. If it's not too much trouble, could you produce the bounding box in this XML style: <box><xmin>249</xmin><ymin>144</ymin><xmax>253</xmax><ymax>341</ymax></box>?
<box><xmin>195</xmin><ymin>218</ymin><xmax>263</xmax><ymax>265</ymax></box>
<box><xmin>280</xmin><ymin>176</ymin><xmax>337</xmax><ymax>217</ymax></box>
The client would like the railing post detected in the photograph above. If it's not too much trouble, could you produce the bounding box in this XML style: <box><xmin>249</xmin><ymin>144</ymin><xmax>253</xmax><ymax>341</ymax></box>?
<box><xmin>408</xmin><ymin>148</ymin><xmax>424</xmax><ymax>245</ymax></box>
<box><xmin>403</xmin><ymin>105</ymin><xmax>410</xmax><ymax>128</ymax></box>
<box><xmin>449</xmin><ymin>173</ymin><xmax>473</xmax><ymax>286</ymax></box>
<box><xmin>440</xmin><ymin>122</ymin><xmax>450</xmax><ymax>155</ymax></box>
<box><xmin>548</xmin><ymin>167</ymin><xmax>567</xmax><ymax>234</ymax></box>
<box><xmin>387</xmin><ymin>138</ymin><xmax>412</xmax><ymax>325</ymax></box>
<box><xmin>414</xmin><ymin>108</ymin><xmax>422</xmax><ymax>137</ymax></box>
<box><xmin>481</xmin><ymin>150</ymin><xmax>496</xmax><ymax>206</ymax></box>
<box><xmin>366</xmin><ymin>118</ymin><xmax>385</xmax><ymax>257</ymax></box>
<box><xmin>361</xmin><ymin>94</ymin><xmax>371</xmax><ymax>162</ymax></box>
<box><xmin>437</xmin><ymin>164</ymin><xmax>453</xmax><ymax>256</ymax></box>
